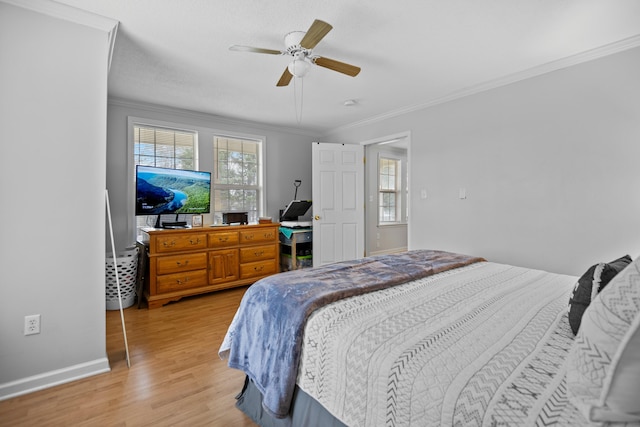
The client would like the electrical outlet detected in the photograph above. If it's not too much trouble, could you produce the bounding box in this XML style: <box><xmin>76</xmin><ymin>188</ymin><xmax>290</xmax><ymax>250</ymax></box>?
<box><xmin>24</xmin><ymin>314</ymin><xmax>41</xmax><ymax>336</ymax></box>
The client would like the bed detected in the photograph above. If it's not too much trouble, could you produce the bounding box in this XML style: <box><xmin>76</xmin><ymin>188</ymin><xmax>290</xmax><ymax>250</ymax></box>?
<box><xmin>219</xmin><ymin>249</ymin><xmax>640</xmax><ymax>427</ymax></box>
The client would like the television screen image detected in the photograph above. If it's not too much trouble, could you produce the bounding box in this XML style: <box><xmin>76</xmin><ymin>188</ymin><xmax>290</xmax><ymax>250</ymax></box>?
<box><xmin>136</xmin><ymin>165</ymin><xmax>211</xmax><ymax>215</ymax></box>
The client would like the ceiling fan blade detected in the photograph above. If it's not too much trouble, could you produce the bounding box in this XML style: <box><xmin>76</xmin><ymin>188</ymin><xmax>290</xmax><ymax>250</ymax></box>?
<box><xmin>229</xmin><ymin>45</ymin><xmax>283</xmax><ymax>55</ymax></box>
<box><xmin>299</xmin><ymin>19</ymin><xmax>332</xmax><ymax>49</ymax></box>
<box><xmin>276</xmin><ymin>68</ymin><xmax>293</xmax><ymax>87</ymax></box>
<box><xmin>314</xmin><ymin>56</ymin><xmax>361</xmax><ymax>77</ymax></box>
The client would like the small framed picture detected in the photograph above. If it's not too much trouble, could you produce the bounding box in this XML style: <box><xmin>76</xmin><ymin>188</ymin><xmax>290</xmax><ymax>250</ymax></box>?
<box><xmin>192</xmin><ymin>215</ymin><xmax>203</xmax><ymax>227</ymax></box>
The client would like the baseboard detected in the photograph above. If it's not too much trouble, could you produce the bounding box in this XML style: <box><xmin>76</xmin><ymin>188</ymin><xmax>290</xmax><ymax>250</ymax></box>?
<box><xmin>369</xmin><ymin>247</ymin><xmax>408</xmax><ymax>257</ymax></box>
<box><xmin>0</xmin><ymin>357</ymin><xmax>111</xmax><ymax>401</ymax></box>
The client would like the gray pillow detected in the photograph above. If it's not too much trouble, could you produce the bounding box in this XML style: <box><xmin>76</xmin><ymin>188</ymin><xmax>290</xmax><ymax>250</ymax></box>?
<box><xmin>568</xmin><ymin>255</ymin><xmax>632</xmax><ymax>335</ymax></box>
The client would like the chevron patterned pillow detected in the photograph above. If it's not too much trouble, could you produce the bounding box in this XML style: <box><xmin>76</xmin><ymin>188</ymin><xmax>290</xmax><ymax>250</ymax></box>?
<box><xmin>566</xmin><ymin>255</ymin><xmax>640</xmax><ymax>422</ymax></box>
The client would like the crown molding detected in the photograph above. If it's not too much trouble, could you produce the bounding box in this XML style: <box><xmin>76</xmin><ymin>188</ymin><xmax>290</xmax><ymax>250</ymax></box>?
<box><xmin>109</xmin><ymin>98</ymin><xmax>322</xmax><ymax>138</ymax></box>
<box><xmin>2</xmin><ymin>0</ymin><xmax>118</xmax><ymax>33</ymax></box>
<box><xmin>326</xmin><ymin>34</ymin><xmax>640</xmax><ymax>137</ymax></box>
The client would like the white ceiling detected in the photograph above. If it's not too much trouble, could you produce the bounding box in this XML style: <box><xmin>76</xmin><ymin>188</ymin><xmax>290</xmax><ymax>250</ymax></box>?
<box><xmin>54</xmin><ymin>0</ymin><xmax>640</xmax><ymax>134</ymax></box>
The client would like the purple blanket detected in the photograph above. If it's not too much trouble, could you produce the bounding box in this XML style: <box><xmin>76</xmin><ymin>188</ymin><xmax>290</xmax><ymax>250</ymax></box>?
<box><xmin>219</xmin><ymin>249</ymin><xmax>485</xmax><ymax>418</ymax></box>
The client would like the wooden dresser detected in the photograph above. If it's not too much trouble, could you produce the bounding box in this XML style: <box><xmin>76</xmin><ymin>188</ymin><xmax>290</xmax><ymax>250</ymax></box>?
<box><xmin>140</xmin><ymin>223</ymin><xmax>279</xmax><ymax>308</ymax></box>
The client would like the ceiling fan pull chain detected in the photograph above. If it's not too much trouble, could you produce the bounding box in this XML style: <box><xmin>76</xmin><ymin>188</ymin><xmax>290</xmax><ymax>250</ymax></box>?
<box><xmin>294</xmin><ymin>77</ymin><xmax>304</xmax><ymax>125</ymax></box>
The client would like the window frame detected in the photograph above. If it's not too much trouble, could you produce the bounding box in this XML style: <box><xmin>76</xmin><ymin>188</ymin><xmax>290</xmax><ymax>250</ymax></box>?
<box><xmin>212</xmin><ymin>135</ymin><xmax>264</xmax><ymax>225</ymax></box>
<box><xmin>377</xmin><ymin>154</ymin><xmax>402</xmax><ymax>226</ymax></box>
<box><xmin>127</xmin><ymin>117</ymin><xmax>201</xmax><ymax>240</ymax></box>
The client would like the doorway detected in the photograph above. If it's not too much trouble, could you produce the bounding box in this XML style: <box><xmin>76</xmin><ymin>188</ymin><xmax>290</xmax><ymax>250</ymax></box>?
<box><xmin>363</xmin><ymin>132</ymin><xmax>410</xmax><ymax>256</ymax></box>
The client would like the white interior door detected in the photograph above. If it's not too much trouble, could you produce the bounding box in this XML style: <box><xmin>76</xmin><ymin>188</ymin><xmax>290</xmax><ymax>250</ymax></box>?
<box><xmin>312</xmin><ymin>142</ymin><xmax>364</xmax><ymax>267</ymax></box>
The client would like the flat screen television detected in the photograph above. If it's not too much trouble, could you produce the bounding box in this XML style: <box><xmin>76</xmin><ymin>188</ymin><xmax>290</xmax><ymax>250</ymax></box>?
<box><xmin>135</xmin><ymin>165</ymin><xmax>211</xmax><ymax>217</ymax></box>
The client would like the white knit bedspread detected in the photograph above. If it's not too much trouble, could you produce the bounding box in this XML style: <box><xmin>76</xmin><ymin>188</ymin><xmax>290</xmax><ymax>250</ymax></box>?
<box><xmin>297</xmin><ymin>262</ymin><xmax>590</xmax><ymax>427</ymax></box>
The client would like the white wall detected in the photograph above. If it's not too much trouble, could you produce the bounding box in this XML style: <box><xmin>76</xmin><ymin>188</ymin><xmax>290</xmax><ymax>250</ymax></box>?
<box><xmin>0</xmin><ymin>1</ymin><xmax>115</xmax><ymax>399</ymax></box>
<box><xmin>325</xmin><ymin>46</ymin><xmax>640</xmax><ymax>276</ymax></box>
<box><xmin>107</xmin><ymin>100</ymin><xmax>319</xmax><ymax>251</ymax></box>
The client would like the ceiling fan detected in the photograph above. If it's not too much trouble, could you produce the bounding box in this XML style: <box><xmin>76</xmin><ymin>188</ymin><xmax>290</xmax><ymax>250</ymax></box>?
<box><xmin>229</xmin><ymin>19</ymin><xmax>361</xmax><ymax>87</ymax></box>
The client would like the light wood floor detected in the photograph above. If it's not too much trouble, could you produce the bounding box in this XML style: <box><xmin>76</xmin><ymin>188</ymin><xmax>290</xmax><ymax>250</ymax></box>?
<box><xmin>0</xmin><ymin>287</ymin><xmax>257</xmax><ymax>426</ymax></box>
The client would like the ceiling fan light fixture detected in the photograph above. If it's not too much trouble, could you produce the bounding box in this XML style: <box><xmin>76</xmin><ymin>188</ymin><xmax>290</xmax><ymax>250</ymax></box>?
<box><xmin>284</xmin><ymin>31</ymin><xmax>305</xmax><ymax>49</ymax></box>
<box><xmin>288</xmin><ymin>58</ymin><xmax>310</xmax><ymax>77</ymax></box>
<box><xmin>231</xmin><ymin>19</ymin><xmax>360</xmax><ymax>88</ymax></box>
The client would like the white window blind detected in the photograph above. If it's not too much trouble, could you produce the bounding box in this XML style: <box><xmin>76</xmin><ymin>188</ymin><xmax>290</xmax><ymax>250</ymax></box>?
<box><xmin>134</xmin><ymin>125</ymin><xmax>196</xmax><ymax>169</ymax></box>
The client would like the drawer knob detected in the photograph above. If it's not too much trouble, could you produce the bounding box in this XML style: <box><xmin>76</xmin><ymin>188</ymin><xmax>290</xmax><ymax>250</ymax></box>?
<box><xmin>189</xmin><ymin>238</ymin><xmax>201</xmax><ymax>245</ymax></box>
<box><xmin>244</xmin><ymin>234</ymin><xmax>254</xmax><ymax>240</ymax></box>
<box><xmin>163</xmin><ymin>240</ymin><xmax>176</xmax><ymax>247</ymax></box>
<box><xmin>176</xmin><ymin>277</ymin><xmax>188</xmax><ymax>285</ymax></box>
<box><xmin>254</xmin><ymin>251</ymin><xmax>264</xmax><ymax>257</ymax></box>
<box><xmin>176</xmin><ymin>260</ymin><xmax>189</xmax><ymax>266</ymax></box>
<box><xmin>264</xmin><ymin>233</ymin><xmax>273</xmax><ymax>238</ymax></box>
<box><xmin>254</xmin><ymin>265</ymin><xmax>264</xmax><ymax>272</ymax></box>
<box><xmin>219</xmin><ymin>237</ymin><xmax>228</xmax><ymax>242</ymax></box>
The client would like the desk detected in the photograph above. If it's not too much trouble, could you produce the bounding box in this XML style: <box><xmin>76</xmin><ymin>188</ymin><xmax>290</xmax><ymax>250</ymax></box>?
<box><xmin>279</xmin><ymin>227</ymin><xmax>312</xmax><ymax>271</ymax></box>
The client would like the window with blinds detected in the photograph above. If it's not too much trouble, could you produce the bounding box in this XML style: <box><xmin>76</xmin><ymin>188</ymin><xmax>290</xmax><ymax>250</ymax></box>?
<box><xmin>133</xmin><ymin>124</ymin><xmax>198</xmax><ymax>233</ymax></box>
<box><xmin>379</xmin><ymin>156</ymin><xmax>401</xmax><ymax>224</ymax></box>
<box><xmin>134</xmin><ymin>125</ymin><xmax>196</xmax><ymax>169</ymax></box>
<box><xmin>213</xmin><ymin>136</ymin><xmax>263</xmax><ymax>224</ymax></box>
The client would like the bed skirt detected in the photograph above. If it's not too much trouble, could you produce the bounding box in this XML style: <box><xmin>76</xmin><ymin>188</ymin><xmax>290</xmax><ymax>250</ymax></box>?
<box><xmin>236</xmin><ymin>376</ymin><xmax>346</xmax><ymax>427</ymax></box>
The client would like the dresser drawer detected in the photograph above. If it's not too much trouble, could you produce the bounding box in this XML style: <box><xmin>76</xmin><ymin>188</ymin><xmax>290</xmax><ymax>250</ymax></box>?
<box><xmin>156</xmin><ymin>253</ymin><xmax>207</xmax><ymax>275</ymax></box>
<box><xmin>154</xmin><ymin>233</ymin><xmax>207</xmax><ymax>253</ymax></box>
<box><xmin>239</xmin><ymin>244</ymin><xmax>277</xmax><ymax>263</ymax></box>
<box><xmin>156</xmin><ymin>269</ymin><xmax>208</xmax><ymax>293</ymax></box>
<box><xmin>208</xmin><ymin>231</ymin><xmax>239</xmax><ymax>248</ymax></box>
<box><xmin>239</xmin><ymin>228</ymin><xmax>277</xmax><ymax>245</ymax></box>
<box><xmin>240</xmin><ymin>259</ymin><xmax>278</xmax><ymax>280</ymax></box>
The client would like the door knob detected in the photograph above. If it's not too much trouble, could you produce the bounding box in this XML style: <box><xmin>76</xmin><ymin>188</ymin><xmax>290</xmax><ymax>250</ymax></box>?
<box><xmin>314</xmin><ymin>215</ymin><xmax>320</xmax><ymax>220</ymax></box>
